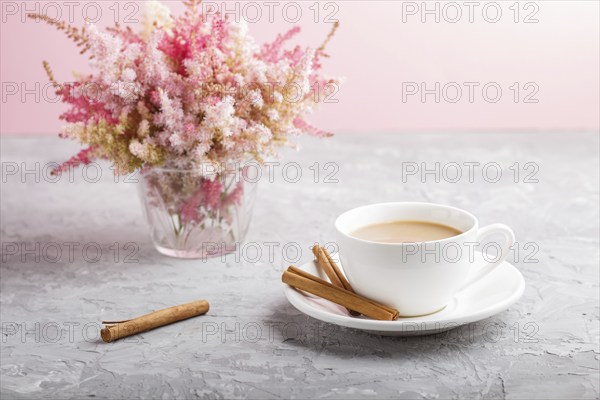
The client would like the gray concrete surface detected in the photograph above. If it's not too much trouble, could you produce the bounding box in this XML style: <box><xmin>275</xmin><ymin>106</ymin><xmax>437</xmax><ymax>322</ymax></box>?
<box><xmin>1</xmin><ymin>132</ymin><xmax>599</xmax><ymax>399</ymax></box>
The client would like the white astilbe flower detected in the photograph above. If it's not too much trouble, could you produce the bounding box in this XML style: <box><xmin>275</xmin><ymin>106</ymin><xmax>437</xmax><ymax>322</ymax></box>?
<box><xmin>129</xmin><ymin>139</ymin><xmax>161</xmax><ymax>163</ymax></box>
<box><xmin>154</xmin><ymin>89</ymin><xmax>189</xmax><ymax>153</ymax></box>
<box><xmin>202</xmin><ymin>96</ymin><xmax>246</xmax><ymax>139</ymax></box>
<box><xmin>247</xmin><ymin>123</ymin><xmax>273</xmax><ymax>144</ymax></box>
<box><xmin>60</xmin><ymin>121</ymin><xmax>85</xmax><ymax>140</ymax></box>
<box><xmin>294</xmin><ymin>49</ymin><xmax>315</xmax><ymax>95</ymax></box>
<box><xmin>193</xmin><ymin>141</ymin><xmax>211</xmax><ymax>161</ymax></box>
<box><xmin>156</xmin><ymin>89</ymin><xmax>183</xmax><ymax>131</ymax></box>
<box><xmin>137</xmin><ymin>120</ymin><xmax>150</xmax><ymax>137</ymax></box>
<box><xmin>141</xmin><ymin>31</ymin><xmax>172</xmax><ymax>84</ymax></box>
<box><xmin>227</xmin><ymin>19</ymin><xmax>260</xmax><ymax>61</ymax></box>
<box><xmin>143</xmin><ymin>0</ymin><xmax>174</xmax><ymax>38</ymax></box>
<box><xmin>168</xmin><ymin>132</ymin><xmax>185</xmax><ymax>149</ymax></box>
<box><xmin>248</xmin><ymin>89</ymin><xmax>264</xmax><ymax>109</ymax></box>
<box><xmin>87</xmin><ymin>25</ymin><xmax>123</xmax><ymax>86</ymax></box>
<box><xmin>266</xmin><ymin>109</ymin><xmax>279</xmax><ymax>121</ymax></box>
<box><xmin>122</xmin><ymin>43</ymin><xmax>142</xmax><ymax>64</ymax></box>
<box><xmin>129</xmin><ymin>140</ymin><xmax>146</xmax><ymax>158</ymax></box>
<box><xmin>274</xmin><ymin>91</ymin><xmax>284</xmax><ymax>103</ymax></box>
<box><xmin>122</xmin><ymin>68</ymin><xmax>137</xmax><ymax>82</ymax></box>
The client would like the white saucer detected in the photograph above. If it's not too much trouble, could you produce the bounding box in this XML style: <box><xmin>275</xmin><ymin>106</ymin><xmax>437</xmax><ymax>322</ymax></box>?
<box><xmin>284</xmin><ymin>254</ymin><xmax>525</xmax><ymax>336</ymax></box>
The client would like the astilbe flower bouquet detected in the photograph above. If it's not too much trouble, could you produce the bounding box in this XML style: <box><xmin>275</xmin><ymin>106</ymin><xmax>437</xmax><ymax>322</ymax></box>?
<box><xmin>31</xmin><ymin>0</ymin><xmax>339</xmax><ymax>257</ymax></box>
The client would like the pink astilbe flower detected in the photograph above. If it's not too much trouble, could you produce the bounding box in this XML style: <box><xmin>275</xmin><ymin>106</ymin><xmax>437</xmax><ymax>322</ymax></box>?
<box><xmin>180</xmin><ymin>177</ymin><xmax>224</xmax><ymax>223</ymax></box>
<box><xmin>58</xmin><ymin>82</ymin><xmax>117</xmax><ymax>124</ymax></box>
<box><xmin>52</xmin><ymin>146</ymin><xmax>97</xmax><ymax>175</ymax></box>
<box><xmin>282</xmin><ymin>45</ymin><xmax>307</xmax><ymax>67</ymax></box>
<box><xmin>28</xmin><ymin>2</ymin><xmax>344</xmax><ymax>240</ymax></box>
<box><xmin>33</xmin><ymin>0</ymin><xmax>340</xmax><ymax>175</ymax></box>
<box><xmin>259</xmin><ymin>26</ymin><xmax>301</xmax><ymax>63</ymax></box>
<box><xmin>293</xmin><ymin>117</ymin><xmax>333</xmax><ymax>138</ymax></box>
<box><xmin>222</xmin><ymin>180</ymin><xmax>244</xmax><ymax>209</ymax></box>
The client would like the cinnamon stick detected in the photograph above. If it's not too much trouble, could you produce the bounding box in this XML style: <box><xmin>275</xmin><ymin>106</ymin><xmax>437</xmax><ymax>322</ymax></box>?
<box><xmin>101</xmin><ymin>299</ymin><xmax>210</xmax><ymax>342</ymax></box>
<box><xmin>287</xmin><ymin>266</ymin><xmax>399</xmax><ymax>317</ymax></box>
<box><xmin>312</xmin><ymin>244</ymin><xmax>359</xmax><ymax>315</ymax></box>
<box><xmin>312</xmin><ymin>245</ymin><xmax>354</xmax><ymax>292</ymax></box>
<box><xmin>283</xmin><ymin>266</ymin><xmax>399</xmax><ymax>321</ymax></box>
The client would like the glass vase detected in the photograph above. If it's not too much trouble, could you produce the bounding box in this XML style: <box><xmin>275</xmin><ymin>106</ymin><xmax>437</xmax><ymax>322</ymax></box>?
<box><xmin>138</xmin><ymin>164</ymin><xmax>257</xmax><ymax>259</ymax></box>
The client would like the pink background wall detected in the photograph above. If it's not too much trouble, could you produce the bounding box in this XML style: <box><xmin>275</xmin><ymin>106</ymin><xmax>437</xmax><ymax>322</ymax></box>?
<box><xmin>1</xmin><ymin>1</ymin><xmax>599</xmax><ymax>135</ymax></box>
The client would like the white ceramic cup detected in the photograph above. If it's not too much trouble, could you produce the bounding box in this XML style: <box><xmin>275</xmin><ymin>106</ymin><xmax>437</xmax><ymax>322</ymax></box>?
<box><xmin>335</xmin><ymin>202</ymin><xmax>515</xmax><ymax>317</ymax></box>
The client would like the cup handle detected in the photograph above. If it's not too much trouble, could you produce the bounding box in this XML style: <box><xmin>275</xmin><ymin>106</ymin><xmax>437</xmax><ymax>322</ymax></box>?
<box><xmin>459</xmin><ymin>223</ymin><xmax>515</xmax><ymax>291</ymax></box>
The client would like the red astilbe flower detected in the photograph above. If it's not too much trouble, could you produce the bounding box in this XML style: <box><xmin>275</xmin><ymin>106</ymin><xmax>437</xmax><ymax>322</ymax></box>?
<box><xmin>58</xmin><ymin>82</ymin><xmax>116</xmax><ymax>124</ymax></box>
<box><xmin>159</xmin><ymin>13</ymin><xmax>227</xmax><ymax>76</ymax></box>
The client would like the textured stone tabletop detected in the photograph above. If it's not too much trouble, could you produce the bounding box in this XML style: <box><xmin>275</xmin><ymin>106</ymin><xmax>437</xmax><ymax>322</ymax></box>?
<box><xmin>1</xmin><ymin>132</ymin><xmax>599</xmax><ymax>399</ymax></box>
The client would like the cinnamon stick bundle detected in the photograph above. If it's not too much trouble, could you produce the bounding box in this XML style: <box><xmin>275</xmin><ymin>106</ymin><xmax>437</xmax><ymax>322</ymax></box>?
<box><xmin>282</xmin><ymin>266</ymin><xmax>399</xmax><ymax>321</ymax></box>
<box><xmin>101</xmin><ymin>299</ymin><xmax>210</xmax><ymax>342</ymax></box>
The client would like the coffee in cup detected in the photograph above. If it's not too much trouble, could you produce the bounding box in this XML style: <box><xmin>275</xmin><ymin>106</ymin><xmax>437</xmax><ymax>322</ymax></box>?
<box><xmin>350</xmin><ymin>220</ymin><xmax>462</xmax><ymax>243</ymax></box>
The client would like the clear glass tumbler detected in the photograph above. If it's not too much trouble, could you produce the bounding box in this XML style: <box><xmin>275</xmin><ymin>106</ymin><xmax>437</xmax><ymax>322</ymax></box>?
<box><xmin>138</xmin><ymin>164</ymin><xmax>257</xmax><ymax>259</ymax></box>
